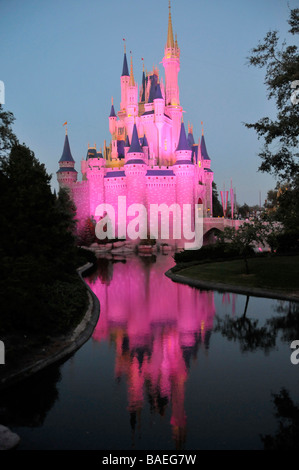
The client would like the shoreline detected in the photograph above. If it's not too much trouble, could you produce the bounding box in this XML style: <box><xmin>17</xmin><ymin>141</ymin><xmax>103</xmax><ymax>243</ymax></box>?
<box><xmin>165</xmin><ymin>265</ymin><xmax>299</xmax><ymax>303</ymax></box>
<box><xmin>0</xmin><ymin>262</ymin><xmax>100</xmax><ymax>392</ymax></box>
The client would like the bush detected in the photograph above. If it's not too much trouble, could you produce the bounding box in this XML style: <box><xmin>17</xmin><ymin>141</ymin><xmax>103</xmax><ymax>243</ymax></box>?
<box><xmin>76</xmin><ymin>247</ymin><xmax>97</xmax><ymax>266</ymax></box>
<box><xmin>276</xmin><ymin>232</ymin><xmax>299</xmax><ymax>253</ymax></box>
<box><xmin>174</xmin><ymin>242</ymin><xmax>254</xmax><ymax>264</ymax></box>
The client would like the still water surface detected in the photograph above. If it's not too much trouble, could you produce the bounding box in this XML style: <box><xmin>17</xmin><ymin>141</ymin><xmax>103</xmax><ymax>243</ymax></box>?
<box><xmin>1</xmin><ymin>254</ymin><xmax>298</xmax><ymax>450</ymax></box>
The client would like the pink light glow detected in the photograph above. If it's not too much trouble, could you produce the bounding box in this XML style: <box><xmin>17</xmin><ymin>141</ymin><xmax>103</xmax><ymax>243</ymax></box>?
<box><xmin>86</xmin><ymin>254</ymin><xmax>217</xmax><ymax>448</ymax></box>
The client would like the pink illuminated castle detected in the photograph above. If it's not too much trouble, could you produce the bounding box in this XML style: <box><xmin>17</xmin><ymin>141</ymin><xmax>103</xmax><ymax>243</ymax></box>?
<box><xmin>57</xmin><ymin>3</ymin><xmax>214</xmax><ymax>242</ymax></box>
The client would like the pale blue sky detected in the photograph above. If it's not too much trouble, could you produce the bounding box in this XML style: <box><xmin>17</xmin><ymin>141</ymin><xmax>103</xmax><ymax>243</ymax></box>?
<box><xmin>1</xmin><ymin>0</ymin><xmax>297</xmax><ymax>205</ymax></box>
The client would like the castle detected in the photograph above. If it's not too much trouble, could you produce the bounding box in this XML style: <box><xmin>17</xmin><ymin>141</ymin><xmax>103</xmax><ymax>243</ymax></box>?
<box><xmin>57</xmin><ymin>2</ymin><xmax>214</xmax><ymax>245</ymax></box>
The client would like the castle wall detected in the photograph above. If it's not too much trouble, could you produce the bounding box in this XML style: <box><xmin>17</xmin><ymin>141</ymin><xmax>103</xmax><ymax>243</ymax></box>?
<box><xmin>104</xmin><ymin>170</ymin><xmax>127</xmax><ymax>238</ymax></box>
<box><xmin>173</xmin><ymin>164</ymin><xmax>195</xmax><ymax>247</ymax></box>
<box><xmin>72</xmin><ymin>181</ymin><xmax>90</xmax><ymax>232</ymax></box>
<box><xmin>146</xmin><ymin>169</ymin><xmax>176</xmax><ymax>242</ymax></box>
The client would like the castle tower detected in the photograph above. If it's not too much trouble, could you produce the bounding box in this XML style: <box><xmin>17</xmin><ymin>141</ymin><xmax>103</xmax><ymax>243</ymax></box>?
<box><xmin>109</xmin><ymin>97</ymin><xmax>117</xmax><ymax>135</ymax></box>
<box><xmin>153</xmin><ymin>80</ymin><xmax>165</xmax><ymax>166</ymax></box>
<box><xmin>138</xmin><ymin>62</ymin><xmax>146</xmax><ymax>115</ymax></box>
<box><xmin>120</xmin><ymin>44</ymin><xmax>130</xmax><ymax>114</ymax></box>
<box><xmin>86</xmin><ymin>145</ymin><xmax>105</xmax><ymax>217</ymax></box>
<box><xmin>126</xmin><ymin>54</ymin><xmax>138</xmax><ymax>138</ymax></box>
<box><xmin>162</xmin><ymin>1</ymin><xmax>182</xmax><ymax>150</ymax></box>
<box><xmin>201</xmin><ymin>131</ymin><xmax>214</xmax><ymax>216</ymax></box>
<box><xmin>124</xmin><ymin>123</ymin><xmax>147</xmax><ymax>238</ymax></box>
<box><xmin>173</xmin><ymin>121</ymin><xmax>195</xmax><ymax>245</ymax></box>
<box><xmin>57</xmin><ymin>127</ymin><xmax>78</xmax><ymax>189</ymax></box>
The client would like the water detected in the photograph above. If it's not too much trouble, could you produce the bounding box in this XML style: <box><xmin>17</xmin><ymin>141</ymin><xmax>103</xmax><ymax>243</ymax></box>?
<box><xmin>0</xmin><ymin>253</ymin><xmax>298</xmax><ymax>450</ymax></box>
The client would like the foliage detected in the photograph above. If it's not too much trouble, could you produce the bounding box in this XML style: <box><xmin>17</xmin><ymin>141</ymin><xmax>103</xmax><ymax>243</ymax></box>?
<box><xmin>274</xmin><ymin>174</ymin><xmax>299</xmax><ymax>233</ymax></box>
<box><xmin>244</xmin><ymin>8</ymin><xmax>299</xmax><ymax>182</ymax></box>
<box><xmin>174</xmin><ymin>240</ymin><xmax>251</xmax><ymax>264</ymax></box>
<box><xmin>262</xmin><ymin>388</ymin><xmax>299</xmax><ymax>450</ymax></box>
<box><xmin>212</xmin><ymin>182</ymin><xmax>223</xmax><ymax>217</ymax></box>
<box><xmin>77</xmin><ymin>216</ymin><xmax>96</xmax><ymax>246</ymax></box>
<box><xmin>0</xmin><ymin>104</ymin><xmax>18</xmax><ymax>158</ymax></box>
<box><xmin>276</xmin><ymin>231</ymin><xmax>299</xmax><ymax>253</ymax></box>
<box><xmin>0</xmin><ymin>111</ymin><xmax>91</xmax><ymax>335</ymax></box>
<box><xmin>237</xmin><ymin>203</ymin><xmax>250</xmax><ymax>219</ymax></box>
<box><xmin>217</xmin><ymin>221</ymin><xmax>266</xmax><ymax>273</ymax></box>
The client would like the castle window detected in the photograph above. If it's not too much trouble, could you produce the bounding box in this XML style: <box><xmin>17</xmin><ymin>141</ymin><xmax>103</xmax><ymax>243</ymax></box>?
<box><xmin>164</xmin><ymin>139</ymin><xmax>167</xmax><ymax>151</ymax></box>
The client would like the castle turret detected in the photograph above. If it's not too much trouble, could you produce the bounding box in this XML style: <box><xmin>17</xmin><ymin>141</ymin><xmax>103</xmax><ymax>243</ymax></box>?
<box><xmin>200</xmin><ymin>131</ymin><xmax>213</xmax><ymax>216</ymax></box>
<box><xmin>86</xmin><ymin>144</ymin><xmax>105</xmax><ymax>216</ymax></box>
<box><xmin>124</xmin><ymin>124</ymin><xmax>147</xmax><ymax>237</ymax></box>
<box><xmin>174</xmin><ymin>120</ymin><xmax>192</xmax><ymax>163</ymax></box>
<box><xmin>141</xmin><ymin>133</ymin><xmax>149</xmax><ymax>163</ymax></box>
<box><xmin>109</xmin><ymin>97</ymin><xmax>117</xmax><ymax>135</ymax></box>
<box><xmin>120</xmin><ymin>45</ymin><xmax>130</xmax><ymax>113</ymax></box>
<box><xmin>57</xmin><ymin>127</ymin><xmax>77</xmax><ymax>189</ymax></box>
<box><xmin>126</xmin><ymin>54</ymin><xmax>138</xmax><ymax>140</ymax></box>
<box><xmin>173</xmin><ymin>121</ymin><xmax>195</xmax><ymax>245</ymax></box>
<box><xmin>162</xmin><ymin>1</ymin><xmax>182</xmax><ymax>150</ymax></box>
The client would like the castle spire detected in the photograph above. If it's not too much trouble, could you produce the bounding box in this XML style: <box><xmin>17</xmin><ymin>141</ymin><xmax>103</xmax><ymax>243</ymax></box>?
<box><xmin>201</xmin><ymin>133</ymin><xmax>210</xmax><ymax>160</ymax></box>
<box><xmin>109</xmin><ymin>96</ymin><xmax>116</xmax><ymax>117</ymax></box>
<box><xmin>128</xmin><ymin>123</ymin><xmax>143</xmax><ymax>154</ymax></box>
<box><xmin>141</xmin><ymin>61</ymin><xmax>146</xmax><ymax>102</ymax></box>
<box><xmin>122</xmin><ymin>42</ymin><xmax>129</xmax><ymax>77</ymax></box>
<box><xmin>167</xmin><ymin>0</ymin><xmax>175</xmax><ymax>49</ymax></box>
<box><xmin>129</xmin><ymin>54</ymin><xmax>135</xmax><ymax>86</ymax></box>
<box><xmin>176</xmin><ymin>121</ymin><xmax>191</xmax><ymax>151</ymax></box>
<box><xmin>59</xmin><ymin>132</ymin><xmax>75</xmax><ymax>163</ymax></box>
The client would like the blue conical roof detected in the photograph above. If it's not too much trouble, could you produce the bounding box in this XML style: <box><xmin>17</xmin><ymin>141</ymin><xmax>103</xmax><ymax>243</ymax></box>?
<box><xmin>201</xmin><ymin>134</ymin><xmax>210</xmax><ymax>160</ymax></box>
<box><xmin>176</xmin><ymin>122</ymin><xmax>191</xmax><ymax>151</ymax></box>
<box><xmin>148</xmin><ymin>74</ymin><xmax>163</xmax><ymax>102</ymax></box>
<box><xmin>141</xmin><ymin>70</ymin><xmax>146</xmax><ymax>102</ymax></box>
<box><xmin>125</xmin><ymin>135</ymin><xmax>130</xmax><ymax>147</ymax></box>
<box><xmin>187</xmin><ymin>132</ymin><xmax>195</xmax><ymax>147</ymax></box>
<box><xmin>122</xmin><ymin>52</ymin><xmax>129</xmax><ymax>77</ymax></box>
<box><xmin>154</xmin><ymin>82</ymin><xmax>163</xmax><ymax>100</ymax></box>
<box><xmin>142</xmin><ymin>133</ymin><xmax>148</xmax><ymax>147</ymax></box>
<box><xmin>59</xmin><ymin>134</ymin><xmax>75</xmax><ymax>163</ymax></box>
<box><xmin>109</xmin><ymin>104</ymin><xmax>116</xmax><ymax>117</ymax></box>
<box><xmin>128</xmin><ymin>124</ymin><xmax>143</xmax><ymax>153</ymax></box>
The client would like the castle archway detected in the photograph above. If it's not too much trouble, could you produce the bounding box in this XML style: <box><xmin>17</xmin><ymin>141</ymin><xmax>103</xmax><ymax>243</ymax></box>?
<box><xmin>203</xmin><ymin>227</ymin><xmax>222</xmax><ymax>246</ymax></box>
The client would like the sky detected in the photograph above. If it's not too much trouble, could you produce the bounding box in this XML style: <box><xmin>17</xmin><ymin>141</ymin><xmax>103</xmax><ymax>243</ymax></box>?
<box><xmin>1</xmin><ymin>0</ymin><xmax>297</xmax><ymax>206</ymax></box>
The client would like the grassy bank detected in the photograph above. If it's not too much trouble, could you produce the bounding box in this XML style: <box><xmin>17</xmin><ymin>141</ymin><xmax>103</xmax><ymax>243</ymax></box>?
<box><xmin>176</xmin><ymin>255</ymin><xmax>299</xmax><ymax>294</ymax></box>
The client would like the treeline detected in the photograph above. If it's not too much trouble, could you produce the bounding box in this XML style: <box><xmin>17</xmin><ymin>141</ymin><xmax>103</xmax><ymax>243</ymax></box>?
<box><xmin>0</xmin><ymin>106</ymin><xmax>95</xmax><ymax>336</ymax></box>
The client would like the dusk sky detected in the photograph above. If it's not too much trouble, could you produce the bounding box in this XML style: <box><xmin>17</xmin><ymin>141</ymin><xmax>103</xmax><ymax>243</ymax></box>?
<box><xmin>1</xmin><ymin>0</ymin><xmax>297</xmax><ymax>206</ymax></box>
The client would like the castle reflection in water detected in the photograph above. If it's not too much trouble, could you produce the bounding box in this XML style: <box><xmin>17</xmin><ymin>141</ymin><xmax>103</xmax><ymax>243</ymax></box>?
<box><xmin>85</xmin><ymin>254</ymin><xmax>233</xmax><ymax>448</ymax></box>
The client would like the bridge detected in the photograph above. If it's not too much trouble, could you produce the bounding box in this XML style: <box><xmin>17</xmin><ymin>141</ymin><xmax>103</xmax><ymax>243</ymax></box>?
<box><xmin>203</xmin><ymin>217</ymin><xmax>244</xmax><ymax>244</ymax></box>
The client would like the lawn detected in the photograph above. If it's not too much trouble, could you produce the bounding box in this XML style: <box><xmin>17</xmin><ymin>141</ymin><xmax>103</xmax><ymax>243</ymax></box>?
<box><xmin>177</xmin><ymin>255</ymin><xmax>299</xmax><ymax>293</ymax></box>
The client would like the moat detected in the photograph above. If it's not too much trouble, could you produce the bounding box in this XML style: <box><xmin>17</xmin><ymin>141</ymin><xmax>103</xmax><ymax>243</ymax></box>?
<box><xmin>0</xmin><ymin>253</ymin><xmax>298</xmax><ymax>450</ymax></box>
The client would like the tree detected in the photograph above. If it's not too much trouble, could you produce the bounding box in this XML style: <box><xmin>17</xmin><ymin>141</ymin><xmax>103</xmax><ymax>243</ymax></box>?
<box><xmin>217</xmin><ymin>221</ymin><xmax>265</xmax><ymax>274</ymax></box>
<box><xmin>238</xmin><ymin>203</ymin><xmax>250</xmax><ymax>219</ymax></box>
<box><xmin>212</xmin><ymin>182</ymin><xmax>223</xmax><ymax>217</ymax></box>
<box><xmin>245</xmin><ymin>8</ymin><xmax>299</xmax><ymax>182</ymax></box>
<box><xmin>274</xmin><ymin>174</ymin><xmax>299</xmax><ymax>233</ymax></box>
<box><xmin>0</xmin><ymin>105</ymin><xmax>18</xmax><ymax>158</ymax></box>
<box><xmin>0</xmin><ymin>112</ymin><xmax>88</xmax><ymax>335</ymax></box>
